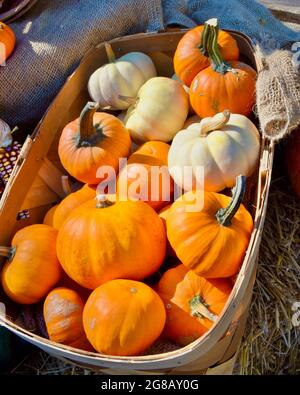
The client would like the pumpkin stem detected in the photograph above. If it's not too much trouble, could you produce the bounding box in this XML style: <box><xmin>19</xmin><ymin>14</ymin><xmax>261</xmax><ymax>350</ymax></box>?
<box><xmin>95</xmin><ymin>194</ymin><xmax>115</xmax><ymax>208</ymax></box>
<box><xmin>78</xmin><ymin>102</ymin><xmax>103</xmax><ymax>147</ymax></box>
<box><xmin>105</xmin><ymin>42</ymin><xmax>116</xmax><ymax>63</ymax></box>
<box><xmin>199</xmin><ymin>110</ymin><xmax>231</xmax><ymax>136</ymax></box>
<box><xmin>205</xmin><ymin>18</ymin><xmax>233</xmax><ymax>75</ymax></box>
<box><xmin>216</xmin><ymin>175</ymin><xmax>246</xmax><ymax>227</ymax></box>
<box><xmin>0</xmin><ymin>246</ymin><xmax>16</xmax><ymax>261</ymax></box>
<box><xmin>189</xmin><ymin>295</ymin><xmax>218</xmax><ymax>322</ymax></box>
<box><xmin>199</xmin><ymin>20</ymin><xmax>211</xmax><ymax>56</ymax></box>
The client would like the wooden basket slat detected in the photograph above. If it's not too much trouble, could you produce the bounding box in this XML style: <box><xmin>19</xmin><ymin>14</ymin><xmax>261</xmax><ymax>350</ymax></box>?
<box><xmin>0</xmin><ymin>29</ymin><xmax>274</xmax><ymax>374</ymax></box>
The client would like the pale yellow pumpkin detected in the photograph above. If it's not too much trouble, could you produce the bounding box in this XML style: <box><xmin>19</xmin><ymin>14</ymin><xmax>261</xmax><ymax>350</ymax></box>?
<box><xmin>88</xmin><ymin>43</ymin><xmax>156</xmax><ymax>110</ymax></box>
<box><xmin>168</xmin><ymin>111</ymin><xmax>260</xmax><ymax>192</ymax></box>
<box><xmin>125</xmin><ymin>77</ymin><xmax>189</xmax><ymax>143</ymax></box>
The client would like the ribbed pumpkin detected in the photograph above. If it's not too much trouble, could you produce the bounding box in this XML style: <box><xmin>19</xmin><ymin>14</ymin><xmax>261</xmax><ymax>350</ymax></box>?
<box><xmin>189</xmin><ymin>19</ymin><xmax>256</xmax><ymax>118</ymax></box>
<box><xmin>44</xmin><ymin>287</ymin><xmax>92</xmax><ymax>351</ymax></box>
<box><xmin>157</xmin><ymin>264</ymin><xmax>232</xmax><ymax>346</ymax></box>
<box><xmin>57</xmin><ymin>196</ymin><xmax>166</xmax><ymax>289</ymax></box>
<box><xmin>52</xmin><ymin>184</ymin><xmax>96</xmax><ymax>230</ymax></box>
<box><xmin>128</xmin><ymin>141</ymin><xmax>170</xmax><ymax>166</ymax></box>
<box><xmin>168</xmin><ymin>111</ymin><xmax>260</xmax><ymax>192</ymax></box>
<box><xmin>83</xmin><ymin>279</ymin><xmax>166</xmax><ymax>356</ymax></box>
<box><xmin>174</xmin><ymin>19</ymin><xmax>239</xmax><ymax>87</ymax></box>
<box><xmin>58</xmin><ymin>102</ymin><xmax>131</xmax><ymax>184</ymax></box>
<box><xmin>166</xmin><ymin>176</ymin><xmax>253</xmax><ymax>278</ymax></box>
<box><xmin>124</xmin><ymin>77</ymin><xmax>189</xmax><ymax>143</ymax></box>
<box><xmin>88</xmin><ymin>43</ymin><xmax>156</xmax><ymax>110</ymax></box>
<box><xmin>117</xmin><ymin>162</ymin><xmax>173</xmax><ymax>212</ymax></box>
<box><xmin>0</xmin><ymin>22</ymin><xmax>15</xmax><ymax>64</ymax></box>
<box><xmin>1</xmin><ymin>225</ymin><xmax>62</xmax><ymax>304</ymax></box>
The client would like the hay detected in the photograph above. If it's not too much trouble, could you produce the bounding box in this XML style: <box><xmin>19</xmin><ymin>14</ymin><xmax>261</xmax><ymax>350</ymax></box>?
<box><xmin>9</xmin><ymin>144</ymin><xmax>300</xmax><ymax>375</ymax></box>
<box><xmin>237</xmin><ymin>144</ymin><xmax>300</xmax><ymax>375</ymax></box>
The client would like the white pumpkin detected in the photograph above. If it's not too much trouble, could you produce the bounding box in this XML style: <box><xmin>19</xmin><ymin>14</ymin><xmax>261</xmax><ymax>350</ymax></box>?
<box><xmin>124</xmin><ymin>77</ymin><xmax>189</xmax><ymax>143</ymax></box>
<box><xmin>0</xmin><ymin>118</ymin><xmax>13</xmax><ymax>148</ymax></box>
<box><xmin>88</xmin><ymin>43</ymin><xmax>157</xmax><ymax>110</ymax></box>
<box><xmin>168</xmin><ymin>111</ymin><xmax>260</xmax><ymax>192</ymax></box>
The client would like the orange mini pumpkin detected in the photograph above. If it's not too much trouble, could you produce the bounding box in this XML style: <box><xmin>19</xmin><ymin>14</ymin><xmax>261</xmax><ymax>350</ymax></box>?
<box><xmin>57</xmin><ymin>195</ymin><xmax>166</xmax><ymax>289</ymax></box>
<box><xmin>0</xmin><ymin>22</ymin><xmax>15</xmax><ymax>64</ymax></box>
<box><xmin>189</xmin><ymin>19</ymin><xmax>256</xmax><ymax>118</ymax></box>
<box><xmin>52</xmin><ymin>184</ymin><xmax>96</xmax><ymax>230</ymax></box>
<box><xmin>117</xmin><ymin>162</ymin><xmax>173</xmax><ymax>212</ymax></box>
<box><xmin>158</xmin><ymin>205</ymin><xmax>176</xmax><ymax>257</ymax></box>
<box><xmin>43</xmin><ymin>204</ymin><xmax>59</xmax><ymax>227</ymax></box>
<box><xmin>174</xmin><ymin>19</ymin><xmax>239</xmax><ymax>87</ymax></box>
<box><xmin>157</xmin><ymin>264</ymin><xmax>232</xmax><ymax>346</ymax></box>
<box><xmin>128</xmin><ymin>141</ymin><xmax>170</xmax><ymax>166</ymax></box>
<box><xmin>58</xmin><ymin>102</ymin><xmax>131</xmax><ymax>184</ymax></box>
<box><xmin>83</xmin><ymin>279</ymin><xmax>166</xmax><ymax>356</ymax></box>
<box><xmin>166</xmin><ymin>176</ymin><xmax>253</xmax><ymax>278</ymax></box>
<box><xmin>1</xmin><ymin>225</ymin><xmax>62</xmax><ymax>304</ymax></box>
<box><xmin>44</xmin><ymin>287</ymin><xmax>92</xmax><ymax>351</ymax></box>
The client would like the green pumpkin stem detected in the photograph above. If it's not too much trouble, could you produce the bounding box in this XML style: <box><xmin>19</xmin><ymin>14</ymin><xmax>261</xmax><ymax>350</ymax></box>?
<box><xmin>205</xmin><ymin>18</ymin><xmax>233</xmax><ymax>74</ymax></box>
<box><xmin>105</xmin><ymin>42</ymin><xmax>116</xmax><ymax>63</ymax></box>
<box><xmin>0</xmin><ymin>246</ymin><xmax>16</xmax><ymax>261</ymax></box>
<box><xmin>199</xmin><ymin>21</ymin><xmax>211</xmax><ymax>56</ymax></box>
<box><xmin>189</xmin><ymin>295</ymin><xmax>218</xmax><ymax>322</ymax></box>
<box><xmin>216</xmin><ymin>175</ymin><xmax>246</xmax><ymax>227</ymax></box>
<box><xmin>78</xmin><ymin>102</ymin><xmax>101</xmax><ymax>147</ymax></box>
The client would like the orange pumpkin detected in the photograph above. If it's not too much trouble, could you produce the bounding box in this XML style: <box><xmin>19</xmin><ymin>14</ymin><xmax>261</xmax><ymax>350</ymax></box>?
<box><xmin>166</xmin><ymin>176</ymin><xmax>253</xmax><ymax>278</ymax></box>
<box><xmin>1</xmin><ymin>225</ymin><xmax>62</xmax><ymax>304</ymax></box>
<box><xmin>0</xmin><ymin>22</ymin><xmax>15</xmax><ymax>64</ymax></box>
<box><xmin>128</xmin><ymin>141</ymin><xmax>170</xmax><ymax>166</ymax></box>
<box><xmin>189</xmin><ymin>20</ymin><xmax>256</xmax><ymax>118</ymax></box>
<box><xmin>117</xmin><ymin>162</ymin><xmax>173</xmax><ymax>212</ymax></box>
<box><xmin>43</xmin><ymin>204</ymin><xmax>59</xmax><ymax>227</ymax></box>
<box><xmin>44</xmin><ymin>287</ymin><xmax>92</xmax><ymax>351</ymax></box>
<box><xmin>57</xmin><ymin>195</ymin><xmax>166</xmax><ymax>289</ymax></box>
<box><xmin>157</xmin><ymin>264</ymin><xmax>232</xmax><ymax>346</ymax></box>
<box><xmin>58</xmin><ymin>102</ymin><xmax>131</xmax><ymax>184</ymax></box>
<box><xmin>83</xmin><ymin>279</ymin><xmax>166</xmax><ymax>356</ymax></box>
<box><xmin>174</xmin><ymin>19</ymin><xmax>239</xmax><ymax>87</ymax></box>
<box><xmin>158</xmin><ymin>205</ymin><xmax>176</xmax><ymax>257</ymax></box>
<box><xmin>52</xmin><ymin>184</ymin><xmax>96</xmax><ymax>230</ymax></box>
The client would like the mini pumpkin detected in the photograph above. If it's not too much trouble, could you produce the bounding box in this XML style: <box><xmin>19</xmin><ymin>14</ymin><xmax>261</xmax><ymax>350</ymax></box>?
<box><xmin>166</xmin><ymin>176</ymin><xmax>253</xmax><ymax>278</ymax></box>
<box><xmin>157</xmin><ymin>264</ymin><xmax>232</xmax><ymax>345</ymax></box>
<box><xmin>117</xmin><ymin>162</ymin><xmax>173</xmax><ymax>212</ymax></box>
<box><xmin>57</xmin><ymin>195</ymin><xmax>166</xmax><ymax>289</ymax></box>
<box><xmin>0</xmin><ymin>22</ymin><xmax>15</xmax><ymax>64</ymax></box>
<box><xmin>44</xmin><ymin>287</ymin><xmax>92</xmax><ymax>351</ymax></box>
<box><xmin>88</xmin><ymin>43</ymin><xmax>157</xmax><ymax>110</ymax></box>
<box><xmin>128</xmin><ymin>141</ymin><xmax>170</xmax><ymax>166</ymax></box>
<box><xmin>168</xmin><ymin>111</ymin><xmax>260</xmax><ymax>192</ymax></box>
<box><xmin>1</xmin><ymin>225</ymin><xmax>62</xmax><ymax>304</ymax></box>
<box><xmin>43</xmin><ymin>205</ymin><xmax>59</xmax><ymax>227</ymax></box>
<box><xmin>52</xmin><ymin>184</ymin><xmax>96</xmax><ymax>230</ymax></box>
<box><xmin>58</xmin><ymin>102</ymin><xmax>131</xmax><ymax>184</ymax></box>
<box><xmin>83</xmin><ymin>279</ymin><xmax>166</xmax><ymax>356</ymax></box>
<box><xmin>173</xmin><ymin>19</ymin><xmax>239</xmax><ymax>87</ymax></box>
<box><xmin>189</xmin><ymin>19</ymin><xmax>256</xmax><ymax>118</ymax></box>
<box><xmin>124</xmin><ymin>77</ymin><xmax>189</xmax><ymax>143</ymax></box>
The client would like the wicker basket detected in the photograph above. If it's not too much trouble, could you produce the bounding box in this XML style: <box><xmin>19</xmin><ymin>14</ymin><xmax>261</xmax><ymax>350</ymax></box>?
<box><xmin>0</xmin><ymin>29</ymin><xmax>274</xmax><ymax>374</ymax></box>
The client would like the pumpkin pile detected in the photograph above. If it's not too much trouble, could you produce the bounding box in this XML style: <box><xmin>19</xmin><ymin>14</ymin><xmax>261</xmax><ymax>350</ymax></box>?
<box><xmin>0</xmin><ymin>19</ymin><xmax>261</xmax><ymax>357</ymax></box>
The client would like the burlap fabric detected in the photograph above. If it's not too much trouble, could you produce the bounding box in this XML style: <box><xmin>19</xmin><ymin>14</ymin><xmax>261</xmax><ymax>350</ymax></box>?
<box><xmin>256</xmin><ymin>49</ymin><xmax>300</xmax><ymax>141</ymax></box>
<box><xmin>1</xmin><ymin>0</ymin><xmax>300</xmax><ymax>140</ymax></box>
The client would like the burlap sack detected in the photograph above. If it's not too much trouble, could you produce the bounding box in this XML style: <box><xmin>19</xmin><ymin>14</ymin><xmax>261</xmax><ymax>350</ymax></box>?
<box><xmin>1</xmin><ymin>0</ymin><xmax>300</xmax><ymax>140</ymax></box>
<box><xmin>256</xmin><ymin>49</ymin><xmax>300</xmax><ymax>141</ymax></box>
